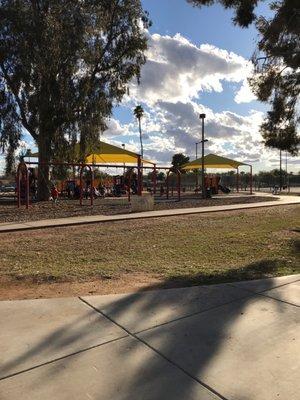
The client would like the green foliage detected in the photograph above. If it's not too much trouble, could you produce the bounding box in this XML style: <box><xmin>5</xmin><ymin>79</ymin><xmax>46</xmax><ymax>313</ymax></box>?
<box><xmin>187</xmin><ymin>0</ymin><xmax>258</xmax><ymax>27</ymax></box>
<box><xmin>93</xmin><ymin>169</ymin><xmax>111</xmax><ymax>180</ymax></box>
<box><xmin>147</xmin><ymin>170</ymin><xmax>166</xmax><ymax>181</ymax></box>
<box><xmin>157</xmin><ymin>171</ymin><xmax>166</xmax><ymax>181</ymax></box>
<box><xmin>171</xmin><ymin>153</ymin><xmax>190</xmax><ymax>172</ymax></box>
<box><xmin>250</xmin><ymin>0</ymin><xmax>300</xmax><ymax>155</ymax></box>
<box><xmin>0</xmin><ymin>0</ymin><xmax>150</xmax><ymax>198</ymax></box>
<box><xmin>133</xmin><ymin>105</ymin><xmax>144</xmax><ymax>120</ymax></box>
<box><xmin>134</xmin><ymin>105</ymin><xmax>144</xmax><ymax>157</ymax></box>
<box><xmin>188</xmin><ymin>0</ymin><xmax>300</xmax><ymax>155</ymax></box>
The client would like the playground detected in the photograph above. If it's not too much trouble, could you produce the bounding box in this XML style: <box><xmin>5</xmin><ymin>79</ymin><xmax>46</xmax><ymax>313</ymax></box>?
<box><xmin>0</xmin><ymin>140</ymin><xmax>278</xmax><ymax>223</ymax></box>
<box><xmin>1</xmin><ymin>140</ymin><xmax>299</xmax><ymax>299</ymax></box>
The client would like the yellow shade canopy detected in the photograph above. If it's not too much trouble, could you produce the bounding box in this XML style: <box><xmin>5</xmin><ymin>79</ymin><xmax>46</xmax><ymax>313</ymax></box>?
<box><xmin>182</xmin><ymin>153</ymin><xmax>249</xmax><ymax>170</ymax></box>
<box><xmin>28</xmin><ymin>141</ymin><xmax>154</xmax><ymax>165</ymax></box>
<box><xmin>85</xmin><ymin>141</ymin><xmax>153</xmax><ymax>164</ymax></box>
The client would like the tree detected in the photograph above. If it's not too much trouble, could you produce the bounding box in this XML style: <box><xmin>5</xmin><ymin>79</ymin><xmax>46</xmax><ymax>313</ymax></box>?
<box><xmin>0</xmin><ymin>1</ymin><xmax>150</xmax><ymax>199</ymax></box>
<box><xmin>171</xmin><ymin>153</ymin><xmax>190</xmax><ymax>172</ymax></box>
<box><xmin>133</xmin><ymin>105</ymin><xmax>144</xmax><ymax>157</ymax></box>
<box><xmin>187</xmin><ymin>0</ymin><xmax>299</xmax><ymax>155</ymax></box>
<box><xmin>157</xmin><ymin>171</ymin><xmax>166</xmax><ymax>181</ymax></box>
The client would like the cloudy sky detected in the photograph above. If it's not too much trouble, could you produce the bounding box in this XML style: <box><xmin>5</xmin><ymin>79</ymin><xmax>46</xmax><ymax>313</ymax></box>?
<box><xmin>108</xmin><ymin>0</ymin><xmax>299</xmax><ymax>173</ymax></box>
<box><xmin>1</xmin><ymin>0</ymin><xmax>298</xmax><ymax>173</ymax></box>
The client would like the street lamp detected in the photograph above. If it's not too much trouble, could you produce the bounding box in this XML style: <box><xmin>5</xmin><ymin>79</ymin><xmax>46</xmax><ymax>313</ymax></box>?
<box><xmin>195</xmin><ymin>139</ymin><xmax>208</xmax><ymax>189</ymax></box>
<box><xmin>195</xmin><ymin>141</ymin><xmax>200</xmax><ymax>190</ymax></box>
<box><xmin>199</xmin><ymin>113</ymin><xmax>206</xmax><ymax>198</ymax></box>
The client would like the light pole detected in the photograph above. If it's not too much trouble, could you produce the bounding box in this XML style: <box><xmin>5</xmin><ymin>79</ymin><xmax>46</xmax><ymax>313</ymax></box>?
<box><xmin>195</xmin><ymin>141</ymin><xmax>200</xmax><ymax>189</ymax></box>
<box><xmin>195</xmin><ymin>139</ymin><xmax>208</xmax><ymax>190</ymax></box>
<box><xmin>199</xmin><ymin>113</ymin><xmax>206</xmax><ymax>198</ymax></box>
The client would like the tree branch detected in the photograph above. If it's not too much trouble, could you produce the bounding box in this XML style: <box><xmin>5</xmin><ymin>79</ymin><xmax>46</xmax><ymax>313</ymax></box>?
<box><xmin>91</xmin><ymin>0</ymin><xmax>120</xmax><ymax>82</ymax></box>
<box><xmin>0</xmin><ymin>64</ymin><xmax>38</xmax><ymax>140</ymax></box>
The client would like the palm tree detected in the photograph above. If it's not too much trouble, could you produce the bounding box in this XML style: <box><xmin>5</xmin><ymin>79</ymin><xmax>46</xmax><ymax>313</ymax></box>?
<box><xmin>133</xmin><ymin>105</ymin><xmax>144</xmax><ymax>158</ymax></box>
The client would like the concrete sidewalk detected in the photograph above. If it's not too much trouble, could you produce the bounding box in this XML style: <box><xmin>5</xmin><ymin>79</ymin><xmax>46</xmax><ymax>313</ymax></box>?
<box><xmin>0</xmin><ymin>274</ymin><xmax>299</xmax><ymax>399</ymax></box>
<box><xmin>0</xmin><ymin>194</ymin><xmax>299</xmax><ymax>233</ymax></box>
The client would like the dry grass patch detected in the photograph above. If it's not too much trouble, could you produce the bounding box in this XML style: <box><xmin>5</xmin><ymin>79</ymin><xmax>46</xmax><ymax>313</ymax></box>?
<box><xmin>0</xmin><ymin>205</ymin><xmax>299</xmax><ymax>291</ymax></box>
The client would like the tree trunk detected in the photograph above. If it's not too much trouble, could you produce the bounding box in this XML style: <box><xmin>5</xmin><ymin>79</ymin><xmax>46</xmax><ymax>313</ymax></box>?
<box><xmin>138</xmin><ymin>118</ymin><xmax>143</xmax><ymax>158</ymax></box>
<box><xmin>37</xmin><ymin>133</ymin><xmax>51</xmax><ymax>201</ymax></box>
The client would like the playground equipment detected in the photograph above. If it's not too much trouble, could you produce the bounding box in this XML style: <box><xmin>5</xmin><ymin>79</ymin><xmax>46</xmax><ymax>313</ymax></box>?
<box><xmin>166</xmin><ymin>169</ymin><xmax>181</xmax><ymax>201</ymax></box>
<box><xmin>16</xmin><ymin>162</ymin><xmax>29</xmax><ymax>209</ymax></box>
<box><xmin>79</xmin><ymin>164</ymin><xmax>94</xmax><ymax>206</ymax></box>
<box><xmin>16</xmin><ymin>144</ymin><xmax>252</xmax><ymax>210</ymax></box>
<box><xmin>17</xmin><ymin>139</ymin><xmax>177</xmax><ymax>208</ymax></box>
<box><xmin>182</xmin><ymin>153</ymin><xmax>253</xmax><ymax>195</ymax></box>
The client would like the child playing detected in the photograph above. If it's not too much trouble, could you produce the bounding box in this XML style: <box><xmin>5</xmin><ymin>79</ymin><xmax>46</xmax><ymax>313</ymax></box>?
<box><xmin>51</xmin><ymin>185</ymin><xmax>60</xmax><ymax>204</ymax></box>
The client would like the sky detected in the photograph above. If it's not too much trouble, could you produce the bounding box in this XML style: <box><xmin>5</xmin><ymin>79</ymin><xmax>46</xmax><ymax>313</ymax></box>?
<box><xmin>1</xmin><ymin>0</ymin><xmax>299</xmax><ymax>174</ymax></box>
<box><xmin>108</xmin><ymin>0</ymin><xmax>299</xmax><ymax>173</ymax></box>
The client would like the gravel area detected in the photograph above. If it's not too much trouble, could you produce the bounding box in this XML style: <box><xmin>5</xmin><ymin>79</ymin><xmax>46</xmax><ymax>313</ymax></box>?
<box><xmin>0</xmin><ymin>194</ymin><xmax>276</xmax><ymax>223</ymax></box>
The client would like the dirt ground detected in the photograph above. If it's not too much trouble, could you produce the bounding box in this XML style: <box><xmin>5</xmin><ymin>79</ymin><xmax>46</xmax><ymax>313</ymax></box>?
<box><xmin>0</xmin><ymin>193</ymin><xmax>274</xmax><ymax>223</ymax></box>
<box><xmin>0</xmin><ymin>274</ymin><xmax>166</xmax><ymax>301</ymax></box>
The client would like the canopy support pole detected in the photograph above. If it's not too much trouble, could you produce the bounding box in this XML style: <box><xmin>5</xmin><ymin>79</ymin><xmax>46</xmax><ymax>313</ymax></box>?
<box><xmin>177</xmin><ymin>170</ymin><xmax>181</xmax><ymax>201</ymax></box>
<box><xmin>137</xmin><ymin>155</ymin><xmax>142</xmax><ymax>196</ymax></box>
<box><xmin>79</xmin><ymin>164</ymin><xmax>94</xmax><ymax>206</ymax></box>
<box><xmin>153</xmin><ymin>164</ymin><xmax>157</xmax><ymax>194</ymax></box>
<box><xmin>236</xmin><ymin>167</ymin><xmax>239</xmax><ymax>193</ymax></box>
<box><xmin>166</xmin><ymin>169</ymin><xmax>181</xmax><ymax>201</ymax></box>
<box><xmin>127</xmin><ymin>168</ymin><xmax>133</xmax><ymax>202</ymax></box>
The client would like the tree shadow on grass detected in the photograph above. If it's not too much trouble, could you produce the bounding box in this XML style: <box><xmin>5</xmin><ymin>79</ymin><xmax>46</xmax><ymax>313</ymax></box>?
<box><xmin>140</xmin><ymin>258</ymin><xmax>298</xmax><ymax>291</ymax></box>
<box><xmin>292</xmin><ymin>238</ymin><xmax>300</xmax><ymax>253</ymax></box>
<box><xmin>0</xmin><ymin>259</ymin><xmax>299</xmax><ymax>400</ymax></box>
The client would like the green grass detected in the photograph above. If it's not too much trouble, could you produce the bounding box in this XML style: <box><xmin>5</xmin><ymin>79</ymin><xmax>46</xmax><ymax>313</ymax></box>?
<box><xmin>1</xmin><ymin>205</ymin><xmax>299</xmax><ymax>286</ymax></box>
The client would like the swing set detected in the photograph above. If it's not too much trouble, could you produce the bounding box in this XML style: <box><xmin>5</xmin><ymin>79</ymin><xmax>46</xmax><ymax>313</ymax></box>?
<box><xmin>16</xmin><ymin>159</ymin><xmax>182</xmax><ymax>209</ymax></box>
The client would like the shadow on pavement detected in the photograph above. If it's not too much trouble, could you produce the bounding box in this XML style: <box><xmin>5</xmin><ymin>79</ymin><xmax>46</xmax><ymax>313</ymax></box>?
<box><xmin>0</xmin><ymin>260</ymin><xmax>297</xmax><ymax>400</ymax></box>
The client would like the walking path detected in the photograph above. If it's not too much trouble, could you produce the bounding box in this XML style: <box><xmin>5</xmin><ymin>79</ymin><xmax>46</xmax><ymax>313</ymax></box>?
<box><xmin>0</xmin><ymin>193</ymin><xmax>299</xmax><ymax>233</ymax></box>
<box><xmin>0</xmin><ymin>274</ymin><xmax>299</xmax><ymax>399</ymax></box>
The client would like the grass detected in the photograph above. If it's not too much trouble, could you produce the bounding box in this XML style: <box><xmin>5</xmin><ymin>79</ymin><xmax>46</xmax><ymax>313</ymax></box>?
<box><xmin>1</xmin><ymin>205</ymin><xmax>299</xmax><ymax>286</ymax></box>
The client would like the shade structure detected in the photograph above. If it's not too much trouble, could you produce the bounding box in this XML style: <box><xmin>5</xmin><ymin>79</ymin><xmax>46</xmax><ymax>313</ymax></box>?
<box><xmin>29</xmin><ymin>141</ymin><xmax>154</xmax><ymax>165</ymax></box>
<box><xmin>182</xmin><ymin>153</ymin><xmax>249</xmax><ymax>170</ymax></box>
<box><xmin>85</xmin><ymin>141</ymin><xmax>153</xmax><ymax>164</ymax></box>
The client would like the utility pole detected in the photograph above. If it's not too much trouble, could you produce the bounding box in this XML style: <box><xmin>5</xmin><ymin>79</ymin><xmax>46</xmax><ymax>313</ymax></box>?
<box><xmin>199</xmin><ymin>113</ymin><xmax>206</xmax><ymax>199</ymax></box>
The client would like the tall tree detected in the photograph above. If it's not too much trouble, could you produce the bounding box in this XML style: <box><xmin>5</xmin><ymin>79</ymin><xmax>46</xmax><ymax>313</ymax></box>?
<box><xmin>133</xmin><ymin>105</ymin><xmax>144</xmax><ymax>157</ymax></box>
<box><xmin>0</xmin><ymin>0</ymin><xmax>150</xmax><ymax>199</ymax></box>
<box><xmin>187</xmin><ymin>0</ymin><xmax>300</xmax><ymax>155</ymax></box>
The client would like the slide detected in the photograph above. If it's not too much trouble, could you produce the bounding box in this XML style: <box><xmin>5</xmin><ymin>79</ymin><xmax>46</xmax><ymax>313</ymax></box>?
<box><xmin>218</xmin><ymin>184</ymin><xmax>231</xmax><ymax>194</ymax></box>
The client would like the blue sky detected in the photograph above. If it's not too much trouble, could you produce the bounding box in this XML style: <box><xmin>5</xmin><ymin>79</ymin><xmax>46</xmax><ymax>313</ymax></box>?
<box><xmin>140</xmin><ymin>0</ymin><xmax>271</xmax><ymax>115</ymax></box>
<box><xmin>1</xmin><ymin>1</ymin><xmax>298</xmax><ymax>173</ymax></box>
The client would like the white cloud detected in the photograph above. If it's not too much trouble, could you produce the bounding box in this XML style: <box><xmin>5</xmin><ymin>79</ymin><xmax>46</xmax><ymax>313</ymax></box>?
<box><xmin>109</xmin><ymin>99</ymin><xmax>286</xmax><ymax>172</ymax></box>
<box><xmin>112</xmin><ymin>32</ymin><xmax>280</xmax><ymax>170</ymax></box>
<box><xmin>129</xmin><ymin>33</ymin><xmax>253</xmax><ymax>104</ymax></box>
<box><xmin>235</xmin><ymin>79</ymin><xmax>257</xmax><ymax>104</ymax></box>
<box><xmin>102</xmin><ymin>118</ymin><xmax>131</xmax><ymax>137</ymax></box>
